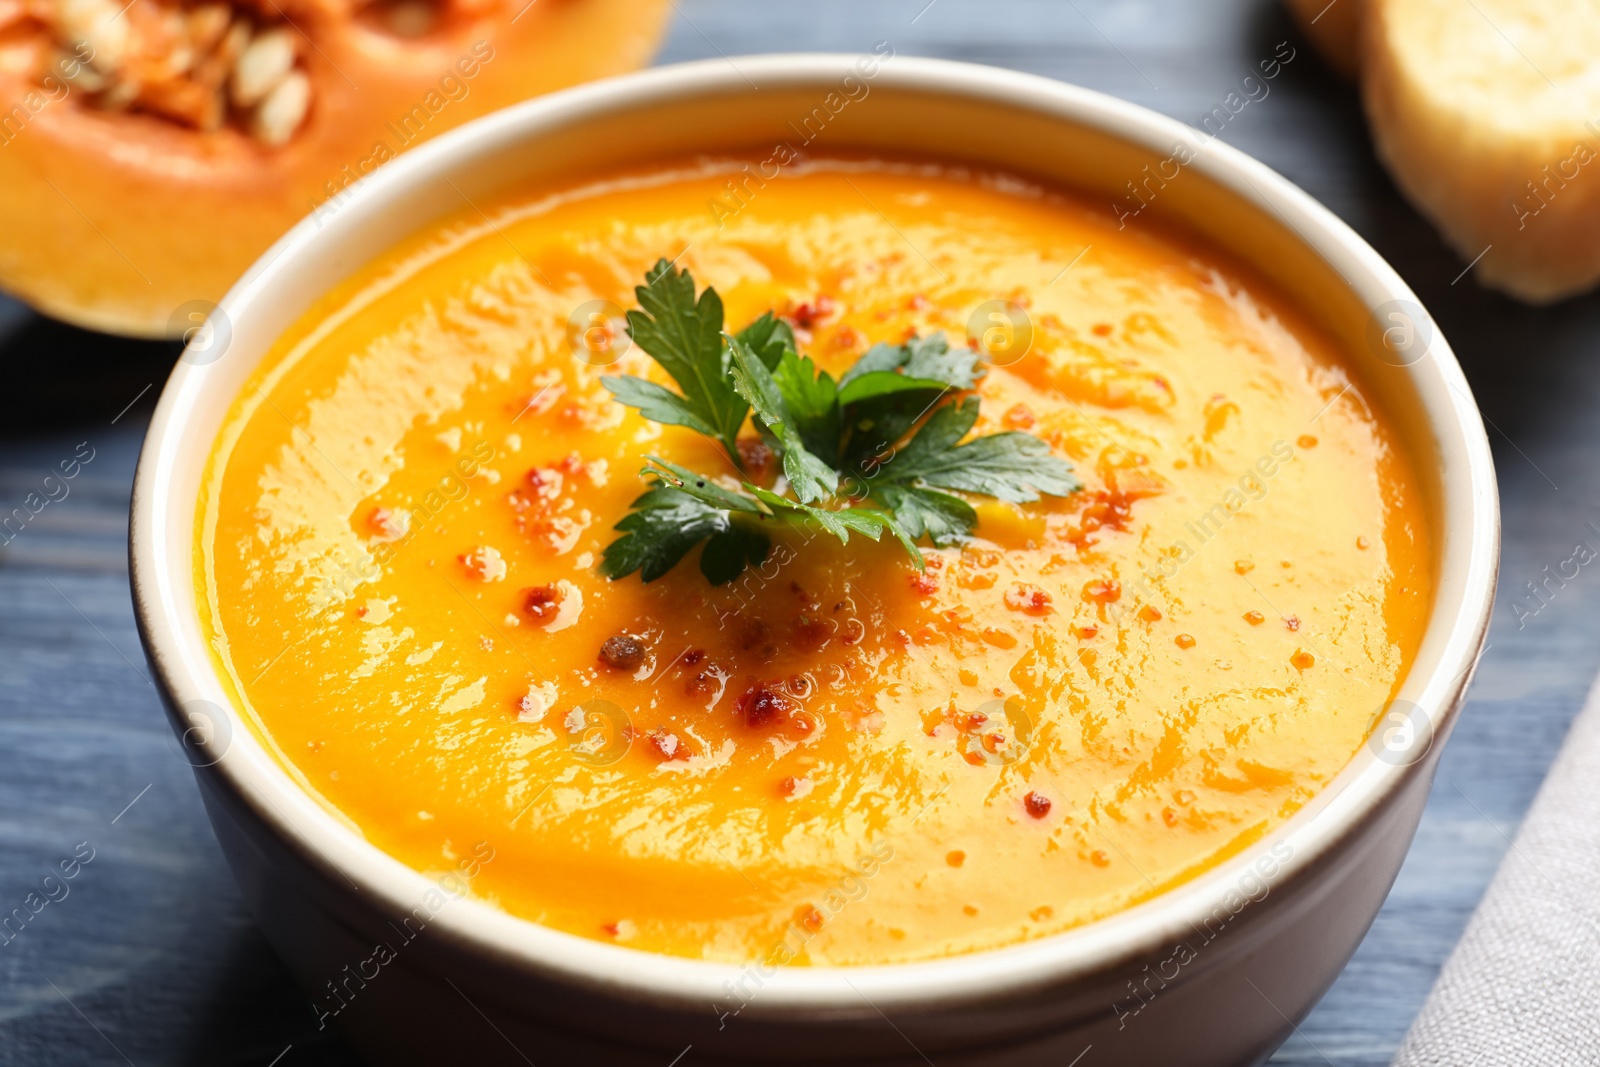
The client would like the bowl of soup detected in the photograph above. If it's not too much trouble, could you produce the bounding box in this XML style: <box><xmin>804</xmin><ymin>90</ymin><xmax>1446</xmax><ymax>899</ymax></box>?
<box><xmin>130</xmin><ymin>54</ymin><xmax>1498</xmax><ymax>1066</ymax></box>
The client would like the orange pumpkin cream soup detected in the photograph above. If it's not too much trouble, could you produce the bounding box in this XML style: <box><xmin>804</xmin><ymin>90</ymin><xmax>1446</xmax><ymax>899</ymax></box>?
<box><xmin>197</xmin><ymin>158</ymin><xmax>1431</xmax><ymax>965</ymax></box>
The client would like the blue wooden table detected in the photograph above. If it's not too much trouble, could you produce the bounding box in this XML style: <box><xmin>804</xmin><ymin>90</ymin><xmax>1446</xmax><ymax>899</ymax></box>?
<box><xmin>0</xmin><ymin>2</ymin><xmax>1589</xmax><ymax>1063</ymax></box>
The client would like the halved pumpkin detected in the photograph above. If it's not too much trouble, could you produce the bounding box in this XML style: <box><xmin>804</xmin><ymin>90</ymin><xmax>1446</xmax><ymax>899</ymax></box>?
<box><xmin>0</xmin><ymin>0</ymin><xmax>670</xmax><ymax>336</ymax></box>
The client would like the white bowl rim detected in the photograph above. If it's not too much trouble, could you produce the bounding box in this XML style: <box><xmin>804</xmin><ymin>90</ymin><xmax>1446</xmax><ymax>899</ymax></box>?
<box><xmin>130</xmin><ymin>52</ymin><xmax>1500</xmax><ymax>1016</ymax></box>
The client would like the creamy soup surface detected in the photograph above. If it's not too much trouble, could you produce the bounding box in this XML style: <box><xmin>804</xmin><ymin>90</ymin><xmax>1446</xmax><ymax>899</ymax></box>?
<box><xmin>197</xmin><ymin>158</ymin><xmax>1431</xmax><ymax>964</ymax></box>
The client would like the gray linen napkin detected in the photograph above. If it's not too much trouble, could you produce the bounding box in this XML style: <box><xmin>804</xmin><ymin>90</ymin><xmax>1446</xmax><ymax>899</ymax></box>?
<box><xmin>1391</xmin><ymin>674</ymin><xmax>1600</xmax><ymax>1066</ymax></box>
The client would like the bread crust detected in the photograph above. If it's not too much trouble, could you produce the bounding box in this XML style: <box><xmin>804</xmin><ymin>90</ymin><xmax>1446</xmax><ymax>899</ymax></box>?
<box><xmin>1362</xmin><ymin>0</ymin><xmax>1600</xmax><ymax>303</ymax></box>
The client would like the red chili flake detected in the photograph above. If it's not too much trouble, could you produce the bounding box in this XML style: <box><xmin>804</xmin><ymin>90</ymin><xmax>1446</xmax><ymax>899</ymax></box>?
<box><xmin>599</xmin><ymin>635</ymin><xmax>646</xmax><ymax>671</ymax></box>
<box><xmin>683</xmin><ymin>648</ymin><xmax>706</xmax><ymax>667</ymax></box>
<box><xmin>1285</xmin><ymin>616</ymin><xmax>1301</xmax><ymax>631</ymax></box>
<box><xmin>1138</xmin><ymin>605</ymin><xmax>1162</xmax><ymax>623</ymax></box>
<box><xmin>522</xmin><ymin>584</ymin><xmax>563</xmax><ymax>623</ymax></box>
<box><xmin>1083</xmin><ymin>578</ymin><xmax>1121</xmax><ymax>604</ymax></box>
<box><xmin>1298</xmin><ymin>435</ymin><xmax>1318</xmax><ymax>449</ymax></box>
<box><xmin>601</xmin><ymin>922</ymin><xmax>621</xmax><ymax>936</ymax></box>
<box><xmin>736</xmin><ymin>618</ymin><xmax>769</xmax><ymax>651</ymax></box>
<box><xmin>737</xmin><ymin>437</ymin><xmax>774</xmax><ymax>481</ymax></box>
<box><xmin>685</xmin><ymin>663</ymin><xmax>725</xmax><ymax>697</ymax></box>
<box><xmin>1076</xmin><ymin>625</ymin><xmax>1099</xmax><ymax>640</ymax></box>
<box><xmin>1091</xmin><ymin>323</ymin><xmax>1113</xmax><ymax>337</ymax></box>
<box><xmin>525</xmin><ymin>467</ymin><xmax>564</xmax><ymax>498</ymax></box>
<box><xmin>1002</xmin><ymin>403</ymin><xmax>1035</xmax><ymax>430</ymax></box>
<box><xmin>1024</xmin><ymin>791</ymin><xmax>1052</xmax><ymax>818</ymax></box>
<box><xmin>960</xmin><ymin>712</ymin><xmax>989</xmax><ymax>733</ymax></box>
<box><xmin>367</xmin><ymin>506</ymin><xmax>409</xmax><ymax>541</ymax></box>
<box><xmin>831</xmin><ymin>326</ymin><xmax>861</xmax><ymax>350</ymax></box>
<box><xmin>1004</xmin><ymin>583</ymin><xmax>1052</xmax><ymax>615</ymax></box>
<box><xmin>795</xmin><ymin>617</ymin><xmax>831</xmax><ymax>651</ymax></box>
<box><xmin>738</xmin><ymin>683</ymin><xmax>791</xmax><ymax>728</ymax></box>
<box><xmin>1175</xmin><ymin>633</ymin><xmax>1197</xmax><ymax>649</ymax></box>
<box><xmin>355</xmin><ymin>605</ymin><xmax>369</xmax><ymax>618</ymax></box>
<box><xmin>558</xmin><ymin>453</ymin><xmax>589</xmax><ymax>476</ymax></box>
<box><xmin>780</xmin><ymin>775</ymin><xmax>812</xmax><ymax>798</ymax></box>
<box><xmin>459</xmin><ymin>546</ymin><xmax>506</xmax><ymax>582</ymax></box>
<box><xmin>796</xmin><ymin>905</ymin><xmax>825</xmax><ymax>933</ymax></box>
<box><xmin>963</xmin><ymin>547</ymin><xmax>999</xmax><ymax>569</ymax></box>
<box><xmin>1062</xmin><ymin>487</ymin><xmax>1141</xmax><ymax>549</ymax></box>
<box><xmin>910</xmin><ymin>572</ymin><xmax>940</xmax><ymax>596</ymax></box>
<box><xmin>646</xmin><ymin>728</ymin><xmax>681</xmax><ymax>761</ymax></box>
<box><xmin>1291</xmin><ymin>650</ymin><xmax>1315</xmax><ymax>670</ymax></box>
<box><xmin>1243</xmin><ymin>610</ymin><xmax>1265</xmax><ymax>626</ymax></box>
<box><xmin>1162</xmin><ymin>807</ymin><xmax>1180</xmax><ymax>827</ymax></box>
<box><xmin>1090</xmin><ymin>850</ymin><xmax>1111</xmax><ymax>867</ymax></box>
<box><xmin>946</xmin><ymin>850</ymin><xmax>966</xmax><ymax>867</ymax></box>
<box><xmin>789</xmin><ymin>296</ymin><xmax>836</xmax><ymax>330</ymax></box>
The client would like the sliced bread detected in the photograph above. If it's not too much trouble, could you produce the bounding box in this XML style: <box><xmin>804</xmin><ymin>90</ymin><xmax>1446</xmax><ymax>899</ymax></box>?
<box><xmin>1363</xmin><ymin>0</ymin><xmax>1600</xmax><ymax>302</ymax></box>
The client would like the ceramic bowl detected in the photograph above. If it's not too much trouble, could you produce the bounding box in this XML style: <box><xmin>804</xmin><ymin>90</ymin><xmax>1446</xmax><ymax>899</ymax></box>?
<box><xmin>130</xmin><ymin>54</ymin><xmax>1499</xmax><ymax>1066</ymax></box>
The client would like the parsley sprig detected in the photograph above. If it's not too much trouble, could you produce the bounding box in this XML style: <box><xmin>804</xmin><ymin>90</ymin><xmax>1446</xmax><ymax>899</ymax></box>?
<box><xmin>598</xmin><ymin>259</ymin><xmax>1081</xmax><ymax>585</ymax></box>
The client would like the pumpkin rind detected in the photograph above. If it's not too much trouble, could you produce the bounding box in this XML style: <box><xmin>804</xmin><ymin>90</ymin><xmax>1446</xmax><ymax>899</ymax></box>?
<box><xmin>0</xmin><ymin>0</ymin><xmax>671</xmax><ymax>336</ymax></box>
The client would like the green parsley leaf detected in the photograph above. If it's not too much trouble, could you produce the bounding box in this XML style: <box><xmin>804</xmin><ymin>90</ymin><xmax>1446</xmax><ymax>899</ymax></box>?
<box><xmin>868</xmin><ymin>483</ymin><xmax>978</xmax><ymax>547</ymax></box>
<box><xmin>600</xmin><ymin>375</ymin><xmax>720</xmax><ymax>439</ymax></box>
<box><xmin>769</xmin><ymin>350</ymin><xmax>841</xmax><ymax>460</ymax></box>
<box><xmin>836</xmin><ymin>336</ymin><xmax>987</xmax><ymax>467</ymax></box>
<box><xmin>600</xmin><ymin>487</ymin><xmax>751</xmax><ymax>584</ymax></box>
<box><xmin>601</xmin><ymin>462</ymin><xmax>773</xmax><ymax>586</ymax></box>
<box><xmin>734</xmin><ymin>311</ymin><xmax>797</xmax><ymax>371</ymax></box>
<box><xmin>834</xmin><ymin>369</ymin><xmax>953</xmax><ymax>408</ymax></box>
<box><xmin>643</xmin><ymin>457</ymin><xmax>763</xmax><ymax>513</ymax></box>
<box><xmin>838</xmin><ymin>333</ymin><xmax>982</xmax><ymax>391</ymax></box>
<box><xmin>596</xmin><ymin>262</ymin><xmax>1082</xmax><ymax>585</ymax></box>
<box><xmin>726</xmin><ymin>333</ymin><xmax>839</xmax><ymax>504</ymax></box>
<box><xmin>745</xmin><ymin>484</ymin><xmax>916</xmax><ymax>558</ymax></box>
<box><xmin>618</xmin><ymin>259</ymin><xmax>747</xmax><ymax>458</ymax></box>
<box><xmin>699</xmin><ymin>525</ymin><xmax>773</xmax><ymax>585</ymax></box>
<box><xmin>886</xmin><ymin>397</ymin><xmax>1081</xmax><ymax>504</ymax></box>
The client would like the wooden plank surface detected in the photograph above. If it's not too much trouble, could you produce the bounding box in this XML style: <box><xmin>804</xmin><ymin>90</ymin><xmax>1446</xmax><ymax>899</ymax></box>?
<box><xmin>0</xmin><ymin>2</ymin><xmax>1590</xmax><ymax>1063</ymax></box>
